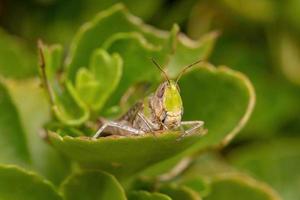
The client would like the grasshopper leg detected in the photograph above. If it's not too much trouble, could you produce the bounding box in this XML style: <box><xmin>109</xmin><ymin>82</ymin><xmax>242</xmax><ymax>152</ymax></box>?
<box><xmin>93</xmin><ymin>121</ymin><xmax>145</xmax><ymax>139</ymax></box>
<box><xmin>137</xmin><ymin>113</ymin><xmax>157</xmax><ymax>132</ymax></box>
<box><xmin>178</xmin><ymin>121</ymin><xmax>206</xmax><ymax>139</ymax></box>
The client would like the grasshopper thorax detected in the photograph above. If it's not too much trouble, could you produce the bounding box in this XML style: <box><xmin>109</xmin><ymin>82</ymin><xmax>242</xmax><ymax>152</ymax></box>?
<box><xmin>151</xmin><ymin>80</ymin><xmax>183</xmax><ymax>129</ymax></box>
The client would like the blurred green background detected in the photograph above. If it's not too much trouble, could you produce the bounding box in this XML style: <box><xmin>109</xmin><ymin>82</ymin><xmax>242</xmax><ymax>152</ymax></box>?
<box><xmin>0</xmin><ymin>0</ymin><xmax>300</xmax><ymax>199</ymax></box>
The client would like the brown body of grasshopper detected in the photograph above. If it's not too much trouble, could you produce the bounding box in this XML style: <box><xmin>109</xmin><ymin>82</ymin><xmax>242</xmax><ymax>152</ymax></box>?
<box><xmin>93</xmin><ymin>60</ymin><xmax>205</xmax><ymax>138</ymax></box>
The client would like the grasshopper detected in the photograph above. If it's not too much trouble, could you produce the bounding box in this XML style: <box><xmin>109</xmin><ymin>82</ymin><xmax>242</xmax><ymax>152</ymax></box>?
<box><xmin>93</xmin><ymin>59</ymin><xmax>205</xmax><ymax>139</ymax></box>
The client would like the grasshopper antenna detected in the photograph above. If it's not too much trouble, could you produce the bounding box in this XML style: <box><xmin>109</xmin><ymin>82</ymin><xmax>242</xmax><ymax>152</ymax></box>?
<box><xmin>38</xmin><ymin>39</ymin><xmax>55</xmax><ymax>105</ymax></box>
<box><xmin>151</xmin><ymin>58</ymin><xmax>171</xmax><ymax>84</ymax></box>
<box><xmin>176</xmin><ymin>60</ymin><xmax>205</xmax><ymax>84</ymax></box>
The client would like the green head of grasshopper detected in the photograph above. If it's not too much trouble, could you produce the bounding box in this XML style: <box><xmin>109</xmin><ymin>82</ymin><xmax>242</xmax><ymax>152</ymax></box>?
<box><xmin>150</xmin><ymin>59</ymin><xmax>203</xmax><ymax>130</ymax></box>
<box><xmin>152</xmin><ymin>80</ymin><xmax>182</xmax><ymax>129</ymax></box>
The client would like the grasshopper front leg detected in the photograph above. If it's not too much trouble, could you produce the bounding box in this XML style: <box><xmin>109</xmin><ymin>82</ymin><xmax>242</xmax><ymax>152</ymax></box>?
<box><xmin>179</xmin><ymin>120</ymin><xmax>206</xmax><ymax>139</ymax></box>
<box><xmin>93</xmin><ymin>121</ymin><xmax>145</xmax><ymax>139</ymax></box>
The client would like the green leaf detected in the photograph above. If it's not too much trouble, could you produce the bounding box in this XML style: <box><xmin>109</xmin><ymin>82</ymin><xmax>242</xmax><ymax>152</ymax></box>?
<box><xmin>129</xmin><ymin>191</ymin><xmax>172</xmax><ymax>200</ymax></box>
<box><xmin>0</xmin><ymin>29</ymin><xmax>36</xmax><ymax>79</ymax></box>
<box><xmin>203</xmin><ymin>173</ymin><xmax>281</xmax><ymax>200</ymax></box>
<box><xmin>75</xmin><ymin>49</ymin><xmax>123</xmax><ymax>111</ymax></box>
<box><xmin>166</xmin><ymin>31</ymin><xmax>218</xmax><ymax>77</ymax></box>
<box><xmin>5</xmin><ymin>79</ymin><xmax>71</xmax><ymax>185</ymax></box>
<box><xmin>0</xmin><ymin>165</ymin><xmax>62</xmax><ymax>200</ymax></box>
<box><xmin>180</xmin><ymin>64</ymin><xmax>255</xmax><ymax>148</ymax></box>
<box><xmin>0</xmin><ymin>80</ymin><xmax>30</xmax><ymax>165</ymax></box>
<box><xmin>61</xmin><ymin>170</ymin><xmax>126</xmax><ymax>200</ymax></box>
<box><xmin>159</xmin><ymin>185</ymin><xmax>201</xmax><ymax>200</ymax></box>
<box><xmin>228</xmin><ymin>138</ymin><xmax>300</xmax><ymax>200</ymax></box>
<box><xmin>48</xmin><ymin>131</ymin><xmax>205</xmax><ymax>179</ymax></box>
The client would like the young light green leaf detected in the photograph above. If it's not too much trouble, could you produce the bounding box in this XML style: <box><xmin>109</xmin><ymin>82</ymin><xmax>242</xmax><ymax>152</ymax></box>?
<box><xmin>75</xmin><ymin>49</ymin><xmax>122</xmax><ymax>111</ymax></box>
<box><xmin>52</xmin><ymin>81</ymin><xmax>90</xmax><ymax>126</ymax></box>
<box><xmin>61</xmin><ymin>170</ymin><xmax>126</xmax><ymax>200</ymax></box>
<box><xmin>129</xmin><ymin>191</ymin><xmax>172</xmax><ymax>200</ymax></box>
<box><xmin>40</xmin><ymin>43</ymin><xmax>90</xmax><ymax>126</ymax></box>
<box><xmin>0</xmin><ymin>165</ymin><xmax>62</xmax><ymax>200</ymax></box>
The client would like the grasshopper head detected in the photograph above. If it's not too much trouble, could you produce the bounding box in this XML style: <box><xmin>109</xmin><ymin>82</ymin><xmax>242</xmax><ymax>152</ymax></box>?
<box><xmin>151</xmin><ymin>58</ymin><xmax>203</xmax><ymax>130</ymax></box>
<box><xmin>153</xmin><ymin>80</ymin><xmax>183</xmax><ymax>129</ymax></box>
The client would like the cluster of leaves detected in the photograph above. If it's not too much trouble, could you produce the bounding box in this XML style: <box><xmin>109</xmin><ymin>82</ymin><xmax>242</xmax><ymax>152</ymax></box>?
<box><xmin>187</xmin><ymin>1</ymin><xmax>300</xmax><ymax>199</ymax></box>
<box><xmin>0</xmin><ymin>2</ymin><xmax>299</xmax><ymax>200</ymax></box>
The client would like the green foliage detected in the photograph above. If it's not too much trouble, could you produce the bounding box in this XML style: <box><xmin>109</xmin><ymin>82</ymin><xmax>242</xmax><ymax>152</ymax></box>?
<box><xmin>0</xmin><ymin>2</ymin><xmax>298</xmax><ymax>200</ymax></box>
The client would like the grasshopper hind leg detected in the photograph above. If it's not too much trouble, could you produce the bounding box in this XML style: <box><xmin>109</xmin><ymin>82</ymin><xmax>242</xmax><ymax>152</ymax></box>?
<box><xmin>93</xmin><ymin>121</ymin><xmax>145</xmax><ymax>139</ymax></box>
<box><xmin>178</xmin><ymin>121</ymin><xmax>206</xmax><ymax>139</ymax></box>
